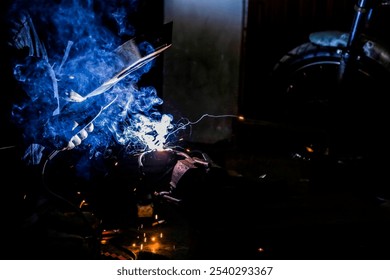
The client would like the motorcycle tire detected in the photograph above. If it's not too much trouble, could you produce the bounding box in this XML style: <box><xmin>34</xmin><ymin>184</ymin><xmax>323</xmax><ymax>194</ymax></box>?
<box><xmin>266</xmin><ymin>41</ymin><xmax>390</xmax><ymax>158</ymax></box>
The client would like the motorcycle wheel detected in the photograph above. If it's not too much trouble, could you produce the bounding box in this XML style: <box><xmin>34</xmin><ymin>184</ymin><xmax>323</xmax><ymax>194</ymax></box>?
<box><xmin>266</xmin><ymin>41</ymin><xmax>390</xmax><ymax>158</ymax></box>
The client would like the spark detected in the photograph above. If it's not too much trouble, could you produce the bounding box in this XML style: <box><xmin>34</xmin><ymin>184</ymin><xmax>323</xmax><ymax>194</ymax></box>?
<box><xmin>166</xmin><ymin>113</ymin><xmax>243</xmax><ymax>141</ymax></box>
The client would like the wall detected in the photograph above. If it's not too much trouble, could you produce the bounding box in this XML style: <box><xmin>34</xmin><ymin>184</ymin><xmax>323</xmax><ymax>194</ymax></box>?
<box><xmin>163</xmin><ymin>0</ymin><xmax>246</xmax><ymax>144</ymax></box>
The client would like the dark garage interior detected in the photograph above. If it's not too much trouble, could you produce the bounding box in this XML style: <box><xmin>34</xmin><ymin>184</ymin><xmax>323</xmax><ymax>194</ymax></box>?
<box><xmin>1</xmin><ymin>0</ymin><xmax>390</xmax><ymax>260</ymax></box>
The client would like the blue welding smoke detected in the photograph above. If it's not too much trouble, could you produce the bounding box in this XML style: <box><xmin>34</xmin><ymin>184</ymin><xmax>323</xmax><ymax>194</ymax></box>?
<box><xmin>7</xmin><ymin>0</ymin><xmax>176</xmax><ymax>168</ymax></box>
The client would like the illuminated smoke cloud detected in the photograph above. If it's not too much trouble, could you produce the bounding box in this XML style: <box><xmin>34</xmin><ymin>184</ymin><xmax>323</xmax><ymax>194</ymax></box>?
<box><xmin>8</xmin><ymin>0</ymin><xmax>175</xmax><ymax>167</ymax></box>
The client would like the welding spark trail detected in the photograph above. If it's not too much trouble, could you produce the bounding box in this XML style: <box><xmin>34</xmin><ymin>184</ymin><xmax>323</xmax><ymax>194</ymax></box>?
<box><xmin>166</xmin><ymin>113</ymin><xmax>244</xmax><ymax>140</ymax></box>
